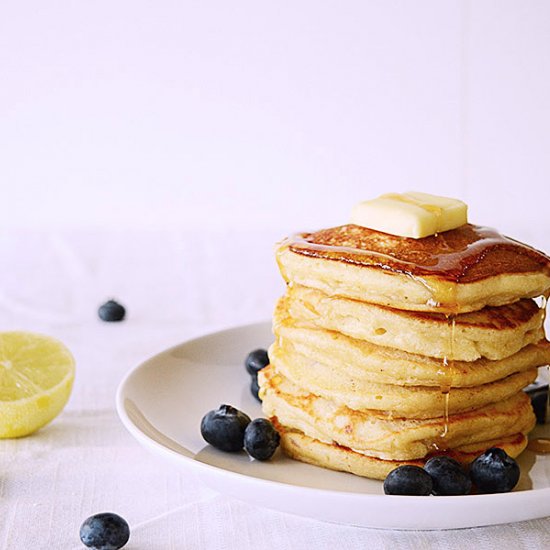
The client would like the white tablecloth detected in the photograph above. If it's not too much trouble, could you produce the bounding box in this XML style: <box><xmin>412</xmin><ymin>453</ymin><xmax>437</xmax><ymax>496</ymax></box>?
<box><xmin>1</xmin><ymin>229</ymin><xmax>549</xmax><ymax>549</ymax></box>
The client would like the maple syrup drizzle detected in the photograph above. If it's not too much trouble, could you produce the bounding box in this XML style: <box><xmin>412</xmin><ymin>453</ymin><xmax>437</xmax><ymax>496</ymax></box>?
<box><xmin>286</xmin><ymin>225</ymin><xmax>550</xmax><ymax>455</ymax></box>
<box><xmin>425</xmin><ymin>278</ymin><xmax>458</xmax><ymax>452</ymax></box>
<box><xmin>446</xmin><ymin>316</ymin><xmax>456</xmax><ymax>434</ymax></box>
<box><xmin>434</xmin><ymin>314</ymin><xmax>456</xmax><ymax>449</ymax></box>
<box><xmin>287</xmin><ymin>224</ymin><xmax>550</xmax><ymax>287</ymax></box>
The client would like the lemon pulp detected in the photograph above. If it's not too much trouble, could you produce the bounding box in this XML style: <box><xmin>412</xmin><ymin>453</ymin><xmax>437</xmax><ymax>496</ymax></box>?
<box><xmin>0</xmin><ymin>331</ymin><xmax>75</xmax><ymax>438</ymax></box>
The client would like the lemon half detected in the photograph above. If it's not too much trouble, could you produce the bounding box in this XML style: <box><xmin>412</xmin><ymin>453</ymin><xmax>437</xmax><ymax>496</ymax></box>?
<box><xmin>0</xmin><ymin>331</ymin><xmax>75</xmax><ymax>438</ymax></box>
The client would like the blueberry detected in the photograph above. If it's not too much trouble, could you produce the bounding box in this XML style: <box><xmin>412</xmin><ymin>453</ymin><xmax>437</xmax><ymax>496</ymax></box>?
<box><xmin>244</xmin><ymin>418</ymin><xmax>280</xmax><ymax>460</ymax></box>
<box><xmin>200</xmin><ymin>404</ymin><xmax>251</xmax><ymax>452</ymax></box>
<box><xmin>383</xmin><ymin>465</ymin><xmax>433</xmax><ymax>495</ymax></box>
<box><xmin>250</xmin><ymin>374</ymin><xmax>262</xmax><ymax>402</ymax></box>
<box><xmin>470</xmin><ymin>448</ymin><xmax>520</xmax><ymax>494</ymax></box>
<box><xmin>245</xmin><ymin>349</ymin><xmax>269</xmax><ymax>376</ymax></box>
<box><xmin>424</xmin><ymin>456</ymin><xmax>472</xmax><ymax>495</ymax></box>
<box><xmin>98</xmin><ymin>300</ymin><xmax>126</xmax><ymax>322</ymax></box>
<box><xmin>530</xmin><ymin>389</ymin><xmax>548</xmax><ymax>424</ymax></box>
<box><xmin>80</xmin><ymin>512</ymin><xmax>130</xmax><ymax>550</ymax></box>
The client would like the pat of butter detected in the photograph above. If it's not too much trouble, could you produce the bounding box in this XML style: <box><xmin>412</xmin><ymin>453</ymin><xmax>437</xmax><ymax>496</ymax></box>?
<box><xmin>350</xmin><ymin>191</ymin><xmax>468</xmax><ymax>239</ymax></box>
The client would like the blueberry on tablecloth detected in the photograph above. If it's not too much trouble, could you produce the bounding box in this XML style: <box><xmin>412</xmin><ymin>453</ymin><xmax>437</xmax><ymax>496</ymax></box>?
<box><xmin>80</xmin><ymin>512</ymin><xmax>130</xmax><ymax>550</ymax></box>
<box><xmin>98</xmin><ymin>300</ymin><xmax>126</xmax><ymax>322</ymax></box>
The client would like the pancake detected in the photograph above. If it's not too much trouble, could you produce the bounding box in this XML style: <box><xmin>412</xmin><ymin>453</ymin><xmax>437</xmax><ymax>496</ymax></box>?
<box><xmin>277</xmin><ymin>223</ymin><xmax>550</xmax><ymax>314</ymax></box>
<box><xmin>278</xmin><ymin>427</ymin><xmax>530</xmax><ymax>481</ymax></box>
<box><xmin>258</xmin><ymin>366</ymin><xmax>536</xmax><ymax>461</ymax></box>
<box><xmin>273</xmin><ymin>311</ymin><xmax>550</xmax><ymax>387</ymax></box>
<box><xmin>268</xmin><ymin>344</ymin><xmax>538</xmax><ymax>418</ymax></box>
<box><xmin>282</xmin><ymin>285</ymin><xmax>545</xmax><ymax>361</ymax></box>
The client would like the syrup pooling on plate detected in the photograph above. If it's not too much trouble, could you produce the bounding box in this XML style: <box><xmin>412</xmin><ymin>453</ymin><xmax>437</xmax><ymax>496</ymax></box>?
<box><xmin>527</xmin><ymin>438</ymin><xmax>550</xmax><ymax>454</ymax></box>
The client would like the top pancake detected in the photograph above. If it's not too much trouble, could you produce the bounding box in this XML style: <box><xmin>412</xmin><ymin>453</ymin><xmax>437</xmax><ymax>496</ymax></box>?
<box><xmin>277</xmin><ymin>223</ymin><xmax>550</xmax><ymax>313</ymax></box>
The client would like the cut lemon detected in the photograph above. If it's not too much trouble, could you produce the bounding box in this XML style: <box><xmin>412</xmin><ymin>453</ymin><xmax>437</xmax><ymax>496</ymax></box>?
<box><xmin>0</xmin><ymin>331</ymin><xmax>75</xmax><ymax>438</ymax></box>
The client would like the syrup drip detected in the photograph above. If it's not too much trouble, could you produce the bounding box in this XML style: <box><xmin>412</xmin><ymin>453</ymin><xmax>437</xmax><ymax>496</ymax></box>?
<box><xmin>412</xmin><ymin>275</ymin><xmax>460</xmax><ymax>313</ymax></box>
<box><xmin>540</xmin><ymin>292</ymin><xmax>549</xmax><ymax>332</ymax></box>
<box><xmin>428</xmin><ymin>277</ymin><xmax>458</xmax><ymax>452</ymax></box>
<box><xmin>437</xmin><ymin>315</ymin><xmax>456</xmax><ymax>447</ymax></box>
<box><xmin>440</xmin><ymin>391</ymin><xmax>450</xmax><ymax>439</ymax></box>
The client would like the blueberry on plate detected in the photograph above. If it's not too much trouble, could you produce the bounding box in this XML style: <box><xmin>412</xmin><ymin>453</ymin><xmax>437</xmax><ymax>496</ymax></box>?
<box><xmin>469</xmin><ymin>448</ymin><xmax>520</xmax><ymax>494</ymax></box>
<box><xmin>244</xmin><ymin>418</ymin><xmax>280</xmax><ymax>460</ymax></box>
<box><xmin>200</xmin><ymin>404</ymin><xmax>251</xmax><ymax>452</ymax></box>
<box><xmin>424</xmin><ymin>456</ymin><xmax>472</xmax><ymax>495</ymax></box>
<box><xmin>80</xmin><ymin>512</ymin><xmax>130</xmax><ymax>550</ymax></box>
<box><xmin>98</xmin><ymin>300</ymin><xmax>126</xmax><ymax>322</ymax></box>
<box><xmin>244</xmin><ymin>349</ymin><xmax>269</xmax><ymax>376</ymax></box>
<box><xmin>250</xmin><ymin>374</ymin><xmax>262</xmax><ymax>402</ymax></box>
<box><xmin>383</xmin><ymin>465</ymin><xmax>433</xmax><ymax>496</ymax></box>
<box><xmin>530</xmin><ymin>389</ymin><xmax>548</xmax><ymax>424</ymax></box>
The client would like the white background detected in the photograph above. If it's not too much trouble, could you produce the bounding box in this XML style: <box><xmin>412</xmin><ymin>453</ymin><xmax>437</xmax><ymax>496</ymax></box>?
<box><xmin>2</xmin><ymin>3</ymin><xmax>550</xmax><ymax>547</ymax></box>
<box><xmin>1</xmin><ymin>0</ymin><xmax>549</xmax><ymax>249</ymax></box>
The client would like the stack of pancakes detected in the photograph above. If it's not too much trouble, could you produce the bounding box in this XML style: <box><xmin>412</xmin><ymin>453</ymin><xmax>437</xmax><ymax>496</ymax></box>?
<box><xmin>259</xmin><ymin>223</ymin><xmax>550</xmax><ymax>480</ymax></box>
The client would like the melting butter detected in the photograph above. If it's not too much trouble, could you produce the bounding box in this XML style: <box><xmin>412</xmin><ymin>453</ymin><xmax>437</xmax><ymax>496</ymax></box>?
<box><xmin>350</xmin><ymin>191</ymin><xmax>468</xmax><ymax>239</ymax></box>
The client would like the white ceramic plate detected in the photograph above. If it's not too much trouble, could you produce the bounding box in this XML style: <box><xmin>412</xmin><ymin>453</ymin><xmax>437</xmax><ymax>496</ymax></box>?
<box><xmin>116</xmin><ymin>322</ymin><xmax>550</xmax><ymax>530</ymax></box>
